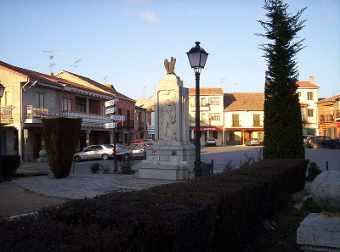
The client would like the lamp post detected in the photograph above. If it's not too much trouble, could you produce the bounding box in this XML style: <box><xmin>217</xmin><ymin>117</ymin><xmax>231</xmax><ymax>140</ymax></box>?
<box><xmin>187</xmin><ymin>41</ymin><xmax>208</xmax><ymax>177</ymax></box>
<box><xmin>0</xmin><ymin>83</ymin><xmax>5</xmax><ymax>155</ymax></box>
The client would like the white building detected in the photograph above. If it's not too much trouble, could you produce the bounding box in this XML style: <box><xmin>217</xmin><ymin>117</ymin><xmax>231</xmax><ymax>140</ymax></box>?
<box><xmin>296</xmin><ymin>76</ymin><xmax>319</xmax><ymax>135</ymax></box>
<box><xmin>188</xmin><ymin>88</ymin><xmax>224</xmax><ymax>145</ymax></box>
<box><xmin>224</xmin><ymin>93</ymin><xmax>264</xmax><ymax>145</ymax></box>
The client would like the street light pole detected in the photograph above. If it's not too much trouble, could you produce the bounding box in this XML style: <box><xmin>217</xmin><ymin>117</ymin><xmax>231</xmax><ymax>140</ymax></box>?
<box><xmin>187</xmin><ymin>41</ymin><xmax>208</xmax><ymax>178</ymax></box>
<box><xmin>194</xmin><ymin>71</ymin><xmax>201</xmax><ymax>177</ymax></box>
<box><xmin>0</xmin><ymin>83</ymin><xmax>5</xmax><ymax>155</ymax></box>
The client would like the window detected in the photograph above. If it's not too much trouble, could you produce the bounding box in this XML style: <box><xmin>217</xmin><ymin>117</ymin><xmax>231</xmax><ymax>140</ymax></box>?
<box><xmin>201</xmin><ymin>97</ymin><xmax>208</xmax><ymax>106</ymax></box>
<box><xmin>62</xmin><ymin>97</ymin><xmax>72</xmax><ymax>112</ymax></box>
<box><xmin>200</xmin><ymin>112</ymin><xmax>208</xmax><ymax>123</ymax></box>
<box><xmin>307</xmin><ymin>109</ymin><xmax>314</xmax><ymax>117</ymax></box>
<box><xmin>4</xmin><ymin>91</ymin><xmax>8</xmax><ymax>105</ymax></box>
<box><xmin>298</xmin><ymin>92</ymin><xmax>301</xmax><ymax>97</ymax></box>
<box><xmin>37</xmin><ymin>93</ymin><xmax>45</xmax><ymax>108</ymax></box>
<box><xmin>232</xmin><ymin>114</ymin><xmax>240</xmax><ymax>127</ymax></box>
<box><xmin>75</xmin><ymin>97</ymin><xmax>86</xmax><ymax>113</ymax></box>
<box><xmin>209</xmin><ymin>97</ymin><xmax>220</xmax><ymax>105</ymax></box>
<box><xmin>307</xmin><ymin>92</ymin><xmax>314</xmax><ymax>100</ymax></box>
<box><xmin>253</xmin><ymin>114</ymin><xmax>261</xmax><ymax>127</ymax></box>
<box><xmin>210</xmin><ymin>113</ymin><xmax>220</xmax><ymax>121</ymax></box>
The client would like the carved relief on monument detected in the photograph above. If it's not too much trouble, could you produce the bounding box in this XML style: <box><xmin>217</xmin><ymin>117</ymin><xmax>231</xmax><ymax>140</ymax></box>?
<box><xmin>158</xmin><ymin>90</ymin><xmax>177</xmax><ymax>142</ymax></box>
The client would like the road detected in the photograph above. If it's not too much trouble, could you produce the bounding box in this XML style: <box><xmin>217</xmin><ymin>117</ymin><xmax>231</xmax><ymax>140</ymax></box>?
<box><xmin>202</xmin><ymin>145</ymin><xmax>340</xmax><ymax>173</ymax></box>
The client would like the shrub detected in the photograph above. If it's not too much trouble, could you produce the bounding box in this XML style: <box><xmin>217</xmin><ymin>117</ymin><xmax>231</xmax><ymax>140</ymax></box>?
<box><xmin>306</xmin><ymin>161</ymin><xmax>321</xmax><ymax>182</ymax></box>
<box><xmin>42</xmin><ymin>118</ymin><xmax>81</xmax><ymax>178</ymax></box>
<box><xmin>0</xmin><ymin>159</ymin><xmax>306</xmax><ymax>251</ymax></box>
<box><xmin>0</xmin><ymin>155</ymin><xmax>21</xmax><ymax>181</ymax></box>
<box><xmin>121</xmin><ymin>158</ymin><xmax>134</xmax><ymax>174</ymax></box>
<box><xmin>90</xmin><ymin>163</ymin><xmax>101</xmax><ymax>174</ymax></box>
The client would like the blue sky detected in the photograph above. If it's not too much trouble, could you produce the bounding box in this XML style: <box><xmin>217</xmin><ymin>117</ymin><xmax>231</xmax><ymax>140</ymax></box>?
<box><xmin>1</xmin><ymin>0</ymin><xmax>339</xmax><ymax>99</ymax></box>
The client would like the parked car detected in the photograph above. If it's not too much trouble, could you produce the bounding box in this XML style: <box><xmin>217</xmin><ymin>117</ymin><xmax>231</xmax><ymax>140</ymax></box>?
<box><xmin>129</xmin><ymin>143</ymin><xmax>146</xmax><ymax>159</ymax></box>
<box><xmin>245</xmin><ymin>138</ymin><xmax>261</xmax><ymax>146</ymax></box>
<box><xmin>319</xmin><ymin>139</ymin><xmax>340</xmax><ymax>149</ymax></box>
<box><xmin>128</xmin><ymin>140</ymin><xmax>154</xmax><ymax>159</ymax></box>
<box><xmin>206</xmin><ymin>138</ymin><xmax>217</xmax><ymax>147</ymax></box>
<box><xmin>73</xmin><ymin>144</ymin><xmax>129</xmax><ymax>162</ymax></box>
<box><xmin>306</xmin><ymin>136</ymin><xmax>332</xmax><ymax>149</ymax></box>
<box><xmin>303</xmin><ymin>135</ymin><xmax>313</xmax><ymax>145</ymax></box>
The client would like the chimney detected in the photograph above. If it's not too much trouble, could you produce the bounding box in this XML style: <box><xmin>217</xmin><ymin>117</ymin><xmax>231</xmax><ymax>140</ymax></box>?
<box><xmin>308</xmin><ymin>75</ymin><xmax>315</xmax><ymax>82</ymax></box>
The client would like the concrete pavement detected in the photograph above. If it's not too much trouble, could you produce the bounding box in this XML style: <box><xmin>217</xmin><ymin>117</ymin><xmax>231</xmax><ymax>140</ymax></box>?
<box><xmin>0</xmin><ymin>181</ymin><xmax>66</xmax><ymax>218</ymax></box>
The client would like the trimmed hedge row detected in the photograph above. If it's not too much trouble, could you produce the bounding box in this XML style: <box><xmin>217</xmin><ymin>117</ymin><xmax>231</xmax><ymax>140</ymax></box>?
<box><xmin>0</xmin><ymin>155</ymin><xmax>20</xmax><ymax>181</ymax></box>
<box><xmin>0</xmin><ymin>159</ymin><xmax>306</xmax><ymax>252</ymax></box>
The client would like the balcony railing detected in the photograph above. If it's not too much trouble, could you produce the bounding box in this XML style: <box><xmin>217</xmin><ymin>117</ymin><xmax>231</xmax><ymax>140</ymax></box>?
<box><xmin>319</xmin><ymin>114</ymin><xmax>334</xmax><ymax>123</ymax></box>
<box><xmin>232</xmin><ymin>121</ymin><xmax>240</xmax><ymax>127</ymax></box>
<box><xmin>0</xmin><ymin>106</ymin><xmax>14</xmax><ymax>125</ymax></box>
<box><xmin>61</xmin><ymin>111</ymin><xmax>111</xmax><ymax>128</ymax></box>
<box><xmin>336</xmin><ymin>110</ymin><xmax>340</xmax><ymax>121</ymax></box>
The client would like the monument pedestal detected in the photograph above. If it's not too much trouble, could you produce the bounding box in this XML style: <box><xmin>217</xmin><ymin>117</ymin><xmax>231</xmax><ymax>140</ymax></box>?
<box><xmin>137</xmin><ymin>143</ymin><xmax>195</xmax><ymax>180</ymax></box>
<box><xmin>297</xmin><ymin>213</ymin><xmax>340</xmax><ymax>252</ymax></box>
<box><xmin>136</xmin><ymin>68</ymin><xmax>194</xmax><ymax>180</ymax></box>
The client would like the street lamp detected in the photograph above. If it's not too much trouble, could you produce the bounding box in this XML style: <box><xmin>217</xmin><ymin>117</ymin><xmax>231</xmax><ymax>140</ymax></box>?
<box><xmin>187</xmin><ymin>41</ymin><xmax>208</xmax><ymax>177</ymax></box>
<box><xmin>0</xmin><ymin>83</ymin><xmax>5</xmax><ymax>126</ymax></box>
<box><xmin>0</xmin><ymin>83</ymin><xmax>4</xmax><ymax>155</ymax></box>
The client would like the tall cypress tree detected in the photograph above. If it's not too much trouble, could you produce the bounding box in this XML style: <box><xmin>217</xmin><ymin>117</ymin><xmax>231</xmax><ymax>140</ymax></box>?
<box><xmin>259</xmin><ymin>0</ymin><xmax>306</xmax><ymax>159</ymax></box>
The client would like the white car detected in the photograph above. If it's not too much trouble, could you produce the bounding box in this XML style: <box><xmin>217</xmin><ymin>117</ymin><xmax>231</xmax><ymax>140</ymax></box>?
<box><xmin>73</xmin><ymin>144</ymin><xmax>129</xmax><ymax>162</ymax></box>
<box><xmin>206</xmin><ymin>138</ymin><xmax>217</xmax><ymax>147</ymax></box>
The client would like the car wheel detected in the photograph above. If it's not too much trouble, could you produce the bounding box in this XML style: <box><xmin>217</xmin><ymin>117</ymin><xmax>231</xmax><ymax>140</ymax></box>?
<box><xmin>123</xmin><ymin>154</ymin><xmax>129</xmax><ymax>161</ymax></box>
<box><xmin>102</xmin><ymin>154</ymin><xmax>109</xmax><ymax>160</ymax></box>
<box><xmin>74</xmin><ymin>156</ymin><xmax>81</xmax><ymax>162</ymax></box>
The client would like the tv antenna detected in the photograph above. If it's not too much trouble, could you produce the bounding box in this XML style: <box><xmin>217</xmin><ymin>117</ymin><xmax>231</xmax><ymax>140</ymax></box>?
<box><xmin>69</xmin><ymin>58</ymin><xmax>82</xmax><ymax>68</ymax></box>
<box><xmin>42</xmin><ymin>49</ymin><xmax>59</xmax><ymax>75</ymax></box>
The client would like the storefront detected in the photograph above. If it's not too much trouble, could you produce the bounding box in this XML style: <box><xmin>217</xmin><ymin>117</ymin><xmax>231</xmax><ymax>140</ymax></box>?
<box><xmin>224</xmin><ymin>128</ymin><xmax>264</xmax><ymax>145</ymax></box>
<box><xmin>190</xmin><ymin>126</ymin><xmax>224</xmax><ymax>146</ymax></box>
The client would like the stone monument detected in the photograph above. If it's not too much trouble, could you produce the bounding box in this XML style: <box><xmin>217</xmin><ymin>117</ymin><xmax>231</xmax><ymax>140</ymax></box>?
<box><xmin>297</xmin><ymin>171</ymin><xmax>340</xmax><ymax>252</ymax></box>
<box><xmin>137</xmin><ymin>57</ymin><xmax>195</xmax><ymax>180</ymax></box>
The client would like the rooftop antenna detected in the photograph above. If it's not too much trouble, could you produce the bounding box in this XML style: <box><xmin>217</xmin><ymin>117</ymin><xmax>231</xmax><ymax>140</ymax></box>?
<box><xmin>42</xmin><ymin>49</ymin><xmax>58</xmax><ymax>75</ymax></box>
<box><xmin>69</xmin><ymin>58</ymin><xmax>82</xmax><ymax>68</ymax></box>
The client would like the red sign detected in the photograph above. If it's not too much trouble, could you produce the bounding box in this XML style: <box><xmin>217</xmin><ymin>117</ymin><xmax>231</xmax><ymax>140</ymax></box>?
<box><xmin>192</xmin><ymin>127</ymin><xmax>223</xmax><ymax>132</ymax></box>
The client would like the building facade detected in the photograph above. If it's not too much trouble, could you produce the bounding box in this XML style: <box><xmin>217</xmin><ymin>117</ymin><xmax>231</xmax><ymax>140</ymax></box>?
<box><xmin>136</xmin><ymin>98</ymin><xmax>155</xmax><ymax>140</ymax></box>
<box><xmin>188</xmin><ymin>88</ymin><xmax>224</xmax><ymax>145</ymax></box>
<box><xmin>296</xmin><ymin>76</ymin><xmax>319</xmax><ymax>135</ymax></box>
<box><xmin>224</xmin><ymin>93</ymin><xmax>264</xmax><ymax>145</ymax></box>
<box><xmin>56</xmin><ymin>71</ymin><xmax>136</xmax><ymax>144</ymax></box>
<box><xmin>318</xmin><ymin>94</ymin><xmax>340</xmax><ymax>139</ymax></box>
<box><xmin>133</xmin><ymin>106</ymin><xmax>148</xmax><ymax>141</ymax></box>
<box><xmin>0</xmin><ymin>61</ymin><xmax>115</xmax><ymax>161</ymax></box>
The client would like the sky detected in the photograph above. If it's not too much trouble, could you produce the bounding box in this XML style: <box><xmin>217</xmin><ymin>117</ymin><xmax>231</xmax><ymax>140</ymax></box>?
<box><xmin>1</xmin><ymin>0</ymin><xmax>339</xmax><ymax>99</ymax></box>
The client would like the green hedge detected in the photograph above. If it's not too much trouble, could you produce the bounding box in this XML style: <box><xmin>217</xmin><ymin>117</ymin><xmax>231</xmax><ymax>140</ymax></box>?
<box><xmin>42</xmin><ymin>118</ymin><xmax>81</xmax><ymax>178</ymax></box>
<box><xmin>0</xmin><ymin>159</ymin><xmax>306</xmax><ymax>251</ymax></box>
<box><xmin>0</xmin><ymin>155</ymin><xmax>20</xmax><ymax>181</ymax></box>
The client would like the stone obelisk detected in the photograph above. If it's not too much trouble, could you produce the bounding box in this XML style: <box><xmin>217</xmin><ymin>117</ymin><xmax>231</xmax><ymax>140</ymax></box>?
<box><xmin>137</xmin><ymin>57</ymin><xmax>195</xmax><ymax>180</ymax></box>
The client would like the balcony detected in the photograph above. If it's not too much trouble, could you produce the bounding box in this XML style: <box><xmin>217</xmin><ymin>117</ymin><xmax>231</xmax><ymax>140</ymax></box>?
<box><xmin>336</xmin><ymin>110</ymin><xmax>340</xmax><ymax>121</ymax></box>
<box><xmin>0</xmin><ymin>106</ymin><xmax>14</xmax><ymax>125</ymax></box>
<box><xmin>232</xmin><ymin>121</ymin><xmax>240</xmax><ymax>127</ymax></box>
<box><xmin>319</xmin><ymin>114</ymin><xmax>334</xmax><ymax>123</ymax></box>
<box><xmin>25</xmin><ymin>105</ymin><xmax>50</xmax><ymax>123</ymax></box>
<box><xmin>24</xmin><ymin>105</ymin><xmax>112</xmax><ymax>129</ymax></box>
<box><xmin>61</xmin><ymin>111</ymin><xmax>111</xmax><ymax>129</ymax></box>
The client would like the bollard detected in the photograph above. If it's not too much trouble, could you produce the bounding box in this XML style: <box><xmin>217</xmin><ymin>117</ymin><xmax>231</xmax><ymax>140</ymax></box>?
<box><xmin>210</xmin><ymin>160</ymin><xmax>214</xmax><ymax>176</ymax></box>
<box><xmin>326</xmin><ymin>161</ymin><xmax>329</xmax><ymax>171</ymax></box>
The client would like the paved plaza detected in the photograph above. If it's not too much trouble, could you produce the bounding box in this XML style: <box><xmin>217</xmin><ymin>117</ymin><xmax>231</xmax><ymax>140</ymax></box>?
<box><xmin>2</xmin><ymin>146</ymin><xmax>339</xmax><ymax>218</ymax></box>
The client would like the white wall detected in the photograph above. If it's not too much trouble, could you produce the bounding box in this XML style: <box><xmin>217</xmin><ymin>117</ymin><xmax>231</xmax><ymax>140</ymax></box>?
<box><xmin>189</xmin><ymin>95</ymin><xmax>224</xmax><ymax>127</ymax></box>
<box><xmin>297</xmin><ymin>87</ymin><xmax>318</xmax><ymax>131</ymax></box>
<box><xmin>224</xmin><ymin>111</ymin><xmax>264</xmax><ymax>128</ymax></box>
